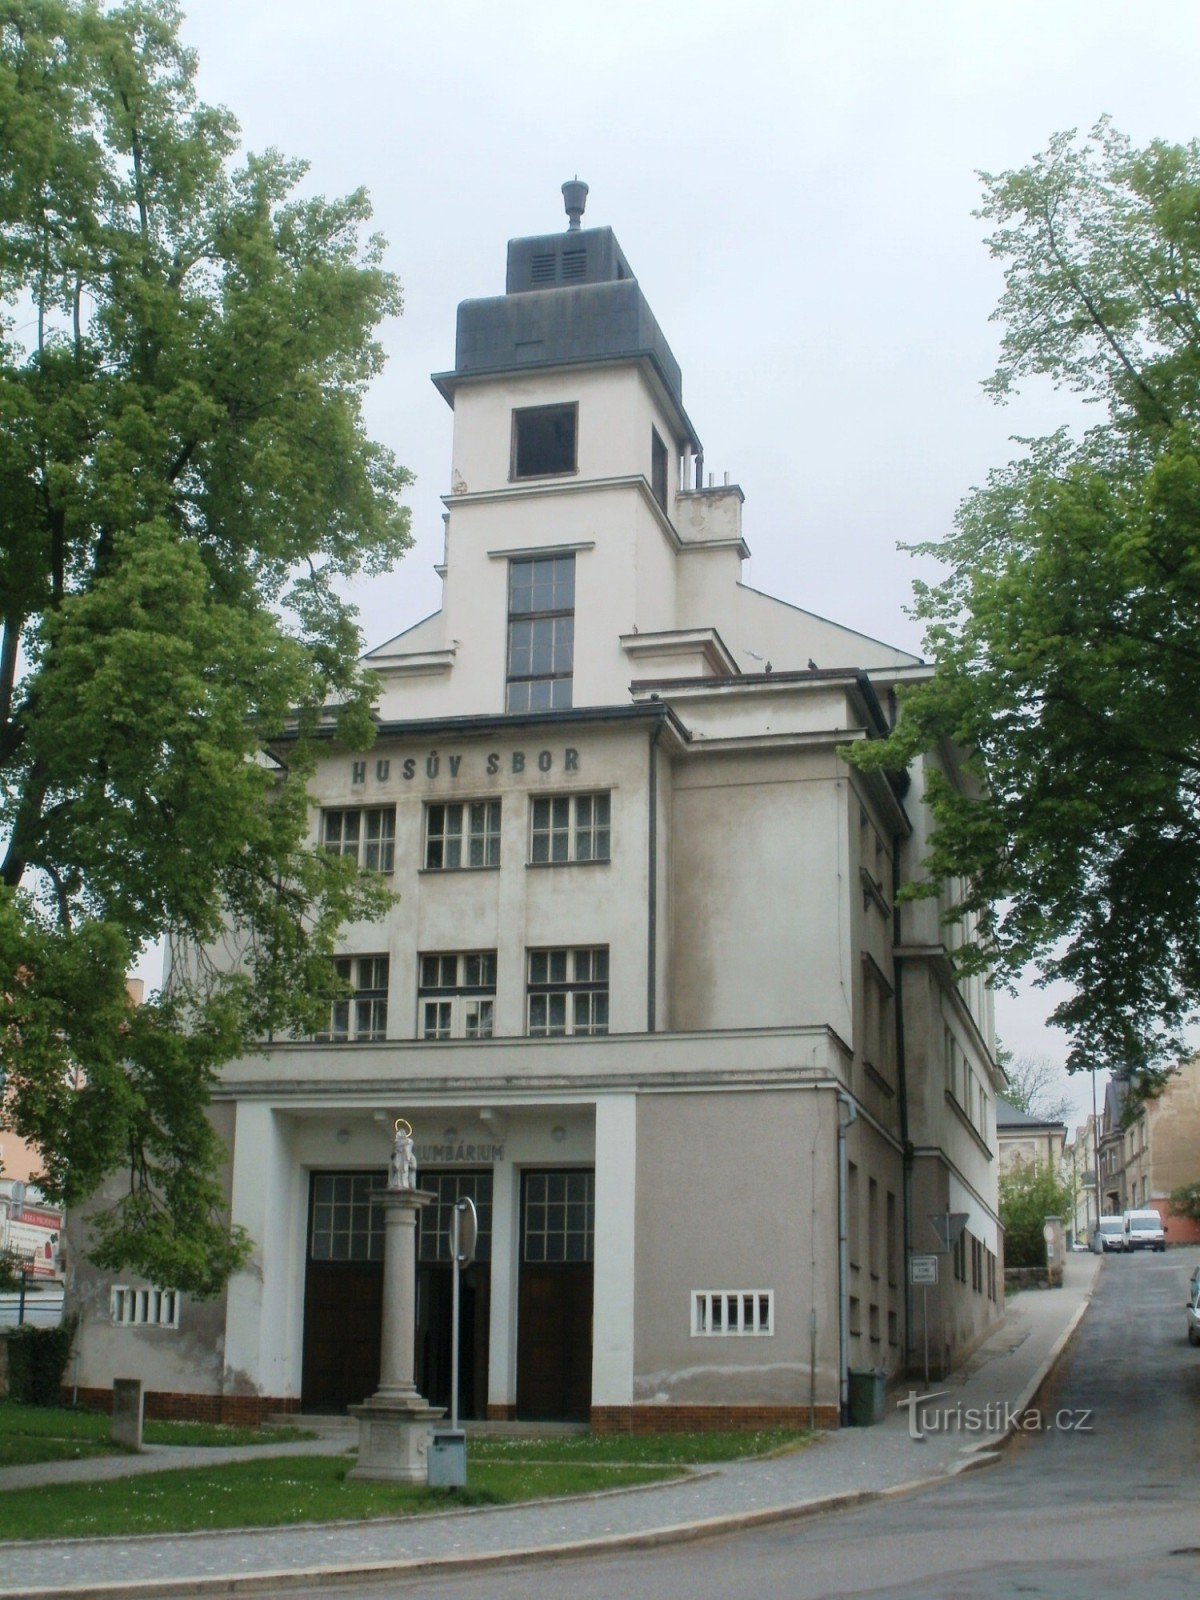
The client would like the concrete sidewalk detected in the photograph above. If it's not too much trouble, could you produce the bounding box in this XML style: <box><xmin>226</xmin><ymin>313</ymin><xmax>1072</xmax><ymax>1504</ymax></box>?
<box><xmin>0</xmin><ymin>1254</ymin><xmax>1101</xmax><ymax>1599</ymax></box>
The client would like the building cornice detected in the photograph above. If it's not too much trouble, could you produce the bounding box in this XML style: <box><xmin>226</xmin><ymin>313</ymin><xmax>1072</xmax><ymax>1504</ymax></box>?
<box><xmin>443</xmin><ymin>474</ymin><xmax>751</xmax><ymax>560</ymax></box>
<box><xmin>271</xmin><ymin>700</ymin><xmax>693</xmax><ymax>752</ymax></box>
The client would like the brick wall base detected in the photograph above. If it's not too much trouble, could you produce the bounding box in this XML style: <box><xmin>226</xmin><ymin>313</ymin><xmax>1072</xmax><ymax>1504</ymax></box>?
<box><xmin>590</xmin><ymin>1404</ymin><xmax>839</xmax><ymax>1434</ymax></box>
<box><xmin>65</xmin><ymin>1387</ymin><xmax>300</xmax><ymax>1426</ymax></box>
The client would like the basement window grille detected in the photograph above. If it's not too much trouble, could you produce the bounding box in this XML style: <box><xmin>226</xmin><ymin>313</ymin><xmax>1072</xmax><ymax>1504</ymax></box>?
<box><xmin>110</xmin><ymin>1287</ymin><xmax>181</xmax><ymax>1328</ymax></box>
<box><xmin>691</xmin><ymin>1290</ymin><xmax>774</xmax><ymax>1336</ymax></box>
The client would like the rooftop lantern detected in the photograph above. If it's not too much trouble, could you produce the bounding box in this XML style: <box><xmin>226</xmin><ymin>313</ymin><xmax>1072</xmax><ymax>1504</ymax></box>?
<box><xmin>562</xmin><ymin>178</ymin><xmax>588</xmax><ymax>231</ymax></box>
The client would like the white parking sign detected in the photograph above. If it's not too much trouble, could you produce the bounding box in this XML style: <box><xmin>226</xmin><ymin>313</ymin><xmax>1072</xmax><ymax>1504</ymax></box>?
<box><xmin>910</xmin><ymin>1254</ymin><xmax>939</xmax><ymax>1285</ymax></box>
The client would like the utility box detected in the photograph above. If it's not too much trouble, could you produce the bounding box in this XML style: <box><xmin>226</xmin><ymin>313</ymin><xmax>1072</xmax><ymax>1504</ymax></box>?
<box><xmin>427</xmin><ymin>1428</ymin><xmax>467</xmax><ymax>1487</ymax></box>
<box><xmin>847</xmin><ymin>1367</ymin><xmax>887</xmax><ymax>1427</ymax></box>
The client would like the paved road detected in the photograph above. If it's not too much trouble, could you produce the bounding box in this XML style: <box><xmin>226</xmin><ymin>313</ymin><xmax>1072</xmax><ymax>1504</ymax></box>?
<box><xmin>247</xmin><ymin>1246</ymin><xmax>1200</xmax><ymax>1599</ymax></box>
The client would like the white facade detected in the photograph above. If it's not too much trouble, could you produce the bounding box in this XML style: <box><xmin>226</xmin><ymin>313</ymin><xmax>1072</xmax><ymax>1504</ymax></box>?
<box><xmin>69</xmin><ymin>199</ymin><xmax>1003</xmax><ymax>1424</ymax></box>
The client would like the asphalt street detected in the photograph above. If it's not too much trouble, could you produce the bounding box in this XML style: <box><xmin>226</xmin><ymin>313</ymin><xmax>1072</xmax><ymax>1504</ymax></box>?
<box><xmin>246</xmin><ymin>1245</ymin><xmax>1200</xmax><ymax>1600</ymax></box>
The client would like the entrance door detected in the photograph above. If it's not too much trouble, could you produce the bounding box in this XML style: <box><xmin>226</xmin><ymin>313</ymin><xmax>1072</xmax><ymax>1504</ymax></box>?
<box><xmin>301</xmin><ymin>1167</ymin><xmax>495</xmax><ymax>1415</ymax></box>
<box><xmin>301</xmin><ymin>1172</ymin><xmax>385</xmax><ymax>1411</ymax></box>
<box><xmin>415</xmin><ymin>1171</ymin><xmax>493</xmax><ymax>1419</ymax></box>
<box><xmin>517</xmin><ymin>1169</ymin><xmax>594</xmax><ymax>1421</ymax></box>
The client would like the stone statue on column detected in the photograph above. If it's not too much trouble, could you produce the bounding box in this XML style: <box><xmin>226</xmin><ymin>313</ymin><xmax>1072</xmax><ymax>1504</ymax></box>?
<box><xmin>348</xmin><ymin>1118</ymin><xmax>443</xmax><ymax>1482</ymax></box>
<box><xmin>388</xmin><ymin>1119</ymin><xmax>418</xmax><ymax>1191</ymax></box>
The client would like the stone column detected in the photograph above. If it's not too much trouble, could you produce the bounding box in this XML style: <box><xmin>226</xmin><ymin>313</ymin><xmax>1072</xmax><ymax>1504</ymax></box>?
<box><xmin>348</xmin><ymin>1187</ymin><xmax>445</xmax><ymax>1482</ymax></box>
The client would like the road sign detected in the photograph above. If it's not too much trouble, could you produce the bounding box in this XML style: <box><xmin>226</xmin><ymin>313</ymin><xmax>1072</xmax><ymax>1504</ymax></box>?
<box><xmin>928</xmin><ymin>1211</ymin><xmax>969</xmax><ymax>1252</ymax></box>
<box><xmin>910</xmin><ymin>1253</ymin><xmax>939</xmax><ymax>1285</ymax></box>
<box><xmin>452</xmin><ymin>1197</ymin><xmax>478</xmax><ymax>1268</ymax></box>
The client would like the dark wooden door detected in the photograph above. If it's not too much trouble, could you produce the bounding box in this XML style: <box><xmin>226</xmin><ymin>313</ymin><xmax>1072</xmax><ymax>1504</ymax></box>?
<box><xmin>301</xmin><ymin>1260</ymin><xmax>382</xmax><ymax>1411</ymax></box>
<box><xmin>517</xmin><ymin>1263</ymin><xmax>593</xmax><ymax>1419</ymax></box>
<box><xmin>416</xmin><ymin>1262</ymin><xmax>491</xmax><ymax>1419</ymax></box>
<box><xmin>516</xmin><ymin>1169</ymin><xmax>594</xmax><ymax>1421</ymax></box>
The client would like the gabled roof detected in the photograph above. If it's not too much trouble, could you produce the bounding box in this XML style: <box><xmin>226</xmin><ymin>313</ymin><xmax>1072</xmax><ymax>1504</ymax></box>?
<box><xmin>995</xmin><ymin>1095</ymin><xmax>1066</xmax><ymax>1133</ymax></box>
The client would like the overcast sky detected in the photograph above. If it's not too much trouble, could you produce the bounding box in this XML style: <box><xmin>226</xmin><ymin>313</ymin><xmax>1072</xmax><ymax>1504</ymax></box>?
<box><xmin>166</xmin><ymin>0</ymin><xmax>1200</xmax><ymax>1125</ymax></box>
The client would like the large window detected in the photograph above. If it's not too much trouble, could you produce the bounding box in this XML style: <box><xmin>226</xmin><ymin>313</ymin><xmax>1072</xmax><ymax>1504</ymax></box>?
<box><xmin>322</xmin><ymin>807</ymin><xmax>396</xmax><ymax>874</ymax></box>
<box><xmin>418</xmin><ymin>1172</ymin><xmax>494</xmax><ymax>1263</ymax></box>
<box><xmin>319</xmin><ymin>955</ymin><xmax>388</xmax><ymax>1042</ymax></box>
<box><xmin>523</xmin><ymin>1170</ymin><xmax>594</xmax><ymax>1262</ymax></box>
<box><xmin>419</xmin><ymin>952</ymin><xmax>497</xmax><ymax>1040</ymax></box>
<box><xmin>526</xmin><ymin>947</ymin><xmax>608</xmax><ymax>1036</ymax></box>
<box><xmin>507</xmin><ymin>554</ymin><xmax>574</xmax><ymax>712</ymax></box>
<box><xmin>424</xmin><ymin>800</ymin><xmax>501</xmax><ymax>869</ymax></box>
<box><xmin>530</xmin><ymin>792</ymin><xmax>610</xmax><ymax>864</ymax></box>
<box><xmin>309</xmin><ymin>1172</ymin><xmax>386</xmax><ymax>1261</ymax></box>
<box><xmin>512</xmin><ymin>403</ymin><xmax>577</xmax><ymax>479</ymax></box>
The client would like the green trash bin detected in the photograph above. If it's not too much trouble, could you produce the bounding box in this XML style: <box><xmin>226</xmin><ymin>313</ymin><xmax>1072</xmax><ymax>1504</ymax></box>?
<box><xmin>847</xmin><ymin>1367</ymin><xmax>887</xmax><ymax>1426</ymax></box>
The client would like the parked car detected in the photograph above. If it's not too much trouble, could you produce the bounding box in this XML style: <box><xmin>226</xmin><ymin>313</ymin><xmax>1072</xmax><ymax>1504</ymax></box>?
<box><xmin>1123</xmin><ymin>1208</ymin><xmax>1167</xmax><ymax>1251</ymax></box>
<box><xmin>1188</xmin><ymin>1286</ymin><xmax>1200</xmax><ymax>1347</ymax></box>
<box><xmin>1092</xmin><ymin>1216</ymin><xmax>1127</xmax><ymax>1253</ymax></box>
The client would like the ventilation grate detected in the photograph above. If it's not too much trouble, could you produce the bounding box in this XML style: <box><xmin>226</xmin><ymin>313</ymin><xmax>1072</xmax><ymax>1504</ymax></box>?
<box><xmin>530</xmin><ymin>253</ymin><xmax>556</xmax><ymax>284</ymax></box>
<box><xmin>561</xmin><ymin>248</ymin><xmax>587</xmax><ymax>280</ymax></box>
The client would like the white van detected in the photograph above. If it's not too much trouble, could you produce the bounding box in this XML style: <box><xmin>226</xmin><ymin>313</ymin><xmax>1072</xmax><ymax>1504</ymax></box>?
<box><xmin>1092</xmin><ymin>1216</ymin><xmax>1127</xmax><ymax>1253</ymax></box>
<box><xmin>1123</xmin><ymin>1208</ymin><xmax>1166</xmax><ymax>1252</ymax></box>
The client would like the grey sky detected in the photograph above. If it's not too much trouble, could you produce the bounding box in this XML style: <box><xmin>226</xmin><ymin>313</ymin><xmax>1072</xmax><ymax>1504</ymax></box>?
<box><xmin>170</xmin><ymin>1</ymin><xmax>1200</xmax><ymax>1123</ymax></box>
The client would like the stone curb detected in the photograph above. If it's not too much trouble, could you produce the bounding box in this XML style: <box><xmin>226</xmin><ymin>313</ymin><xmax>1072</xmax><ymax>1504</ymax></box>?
<box><xmin>958</xmin><ymin>1258</ymin><xmax>1101</xmax><ymax>1463</ymax></box>
<box><xmin>0</xmin><ymin>1476</ymin><xmax>949</xmax><ymax>1600</ymax></box>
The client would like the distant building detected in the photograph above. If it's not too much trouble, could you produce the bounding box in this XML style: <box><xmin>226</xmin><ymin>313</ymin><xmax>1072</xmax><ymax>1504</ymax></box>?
<box><xmin>1062</xmin><ymin>1113</ymin><xmax>1100</xmax><ymax>1247</ymax></box>
<box><xmin>1098</xmin><ymin>1060</ymin><xmax>1200</xmax><ymax>1244</ymax></box>
<box><xmin>68</xmin><ymin>186</ymin><xmax>1004</xmax><ymax>1423</ymax></box>
<box><xmin>995</xmin><ymin>1097</ymin><xmax>1066</xmax><ymax>1177</ymax></box>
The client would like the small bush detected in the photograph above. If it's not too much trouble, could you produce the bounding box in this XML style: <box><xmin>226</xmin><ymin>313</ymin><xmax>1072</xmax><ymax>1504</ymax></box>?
<box><xmin>1000</xmin><ymin>1165</ymin><xmax>1073</xmax><ymax>1268</ymax></box>
<box><xmin>4</xmin><ymin>1317</ymin><xmax>78</xmax><ymax>1406</ymax></box>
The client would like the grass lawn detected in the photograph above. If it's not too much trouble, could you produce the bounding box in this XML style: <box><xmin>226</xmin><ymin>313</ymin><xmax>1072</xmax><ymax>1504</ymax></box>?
<box><xmin>0</xmin><ymin>1427</ymin><xmax>816</xmax><ymax>1541</ymax></box>
<box><xmin>469</xmin><ymin>1428</ymin><xmax>813</xmax><ymax>1465</ymax></box>
<box><xmin>0</xmin><ymin>1453</ymin><xmax>683</xmax><ymax>1540</ymax></box>
<box><xmin>0</xmin><ymin>1401</ymin><xmax>315</xmax><ymax>1467</ymax></box>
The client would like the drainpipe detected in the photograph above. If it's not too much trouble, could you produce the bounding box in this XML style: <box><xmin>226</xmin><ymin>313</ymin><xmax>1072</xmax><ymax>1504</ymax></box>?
<box><xmin>837</xmin><ymin>1090</ymin><xmax>857</xmax><ymax>1424</ymax></box>
<box><xmin>892</xmin><ymin>832</ymin><xmax>914</xmax><ymax>1374</ymax></box>
<box><xmin>647</xmin><ymin>718</ymin><xmax>663</xmax><ymax>1032</ymax></box>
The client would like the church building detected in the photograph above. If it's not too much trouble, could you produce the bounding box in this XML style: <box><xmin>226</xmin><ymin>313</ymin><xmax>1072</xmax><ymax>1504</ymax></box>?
<box><xmin>69</xmin><ymin>184</ymin><xmax>1004</xmax><ymax>1427</ymax></box>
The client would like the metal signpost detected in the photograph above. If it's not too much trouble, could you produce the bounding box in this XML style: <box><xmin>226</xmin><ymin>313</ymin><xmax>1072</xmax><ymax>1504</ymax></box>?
<box><xmin>429</xmin><ymin>1195</ymin><xmax>478</xmax><ymax>1489</ymax></box>
<box><xmin>449</xmin><ymin>1197</ymin><xmax>478</xmax><ymax>1432</ymax></box>
<box><xmin>910</xmin><ymin>1253</ymin><xmax>939</xmax><ymax>1386</ymax></box>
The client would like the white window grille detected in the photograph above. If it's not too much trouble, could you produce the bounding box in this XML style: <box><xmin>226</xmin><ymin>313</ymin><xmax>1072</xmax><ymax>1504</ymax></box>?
<box><xmin>691</xmin><ymin>1290</ymin><xmax>774</xmax><ymax>1337</ymax></box>
<box><xmin>110</xmin><ymin>1287</ymin><xmax>181</xmax><ymax>1328</ymax></box>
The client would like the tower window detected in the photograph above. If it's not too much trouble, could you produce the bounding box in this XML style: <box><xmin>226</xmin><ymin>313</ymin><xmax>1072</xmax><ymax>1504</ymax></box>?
<box><xmin>507</xmin><ymin>554</ymin><xmax>575</xmax><ymax>712</ymax></box>
<box><xmin>651</xmin><ymin>427</ymin><xmax>669</xmax><ymax>512</ymax></box>
<box><xmin>512</xmin><ymin>404</ymin><xmax>577</xmax><ymax>479</ymax></box>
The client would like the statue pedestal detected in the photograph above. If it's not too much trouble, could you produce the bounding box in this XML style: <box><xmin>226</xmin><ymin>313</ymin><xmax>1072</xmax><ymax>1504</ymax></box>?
<box><xmin>348</xmin><ymin>1396</ymin><xmax>445</xmax><ymax>1482</ymax></box>
<box><xmin>347</xmin><ymin>1186</ymin><xmax>445</xmax><ymax>1483</ymax></box>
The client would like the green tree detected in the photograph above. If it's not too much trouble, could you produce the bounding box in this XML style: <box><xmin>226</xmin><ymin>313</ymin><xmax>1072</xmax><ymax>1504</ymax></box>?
<box><xmin>999</xmin><ymin>1163</ymin><xmax>1073</xmax><ymax>1269</ymax></box>
<box><xmin>0</xmin><ymin>0</ymin><xmax>409</xmax><ymax>1293</ymax></box>
<box><xmin>850</xmin><ymin>120</ymin><xmax>1200</xmax><ymax>1081</ymax></box>
<box><xmin>1169</xmin><ymin>1181</ymin><xmax>1200</xmax><ymax>1223</ymax></box>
